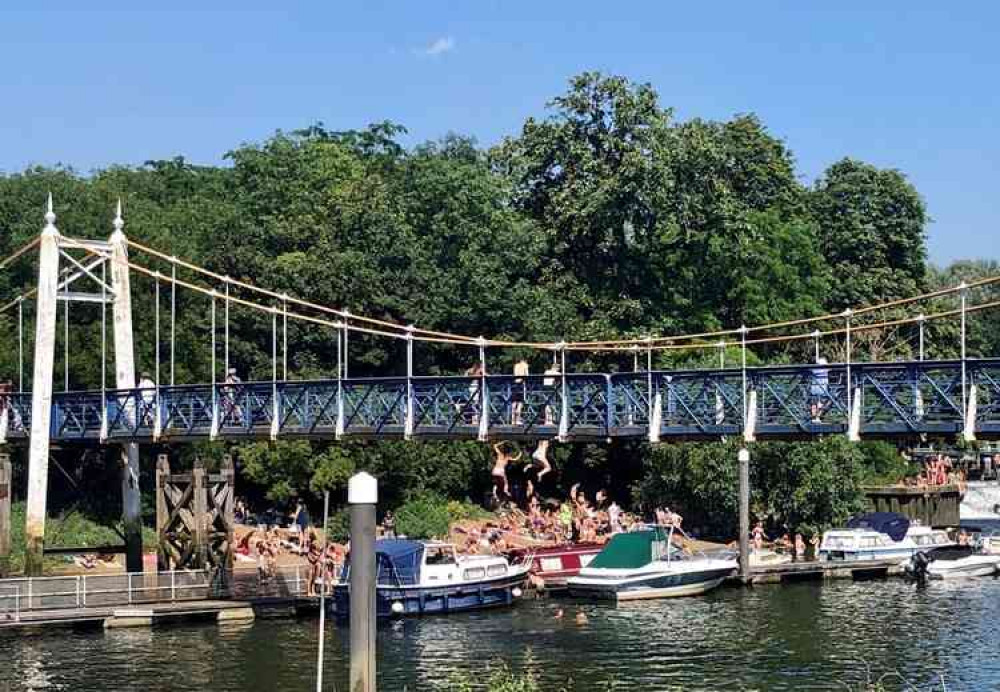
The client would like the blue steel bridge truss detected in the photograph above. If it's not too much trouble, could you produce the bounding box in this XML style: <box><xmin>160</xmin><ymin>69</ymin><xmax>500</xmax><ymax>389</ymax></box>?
<box><xmin>4</xmin><ymin>358</ymin><xmax>1000</xmax><ymax>444</ymax></box>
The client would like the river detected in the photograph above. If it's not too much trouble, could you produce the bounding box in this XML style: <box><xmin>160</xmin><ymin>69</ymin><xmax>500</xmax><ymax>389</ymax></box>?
<box><xmin>2</xmin><ymin>577</ymin><xmax>998</xmax><ymax>691</ymax></box>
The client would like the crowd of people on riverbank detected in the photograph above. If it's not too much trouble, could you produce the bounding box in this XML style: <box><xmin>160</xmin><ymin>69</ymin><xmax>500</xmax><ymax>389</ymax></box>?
<box><xmin>908</xmin><ymin>454</ymin><xmax>967</xmax><ymax>490</ymax></box>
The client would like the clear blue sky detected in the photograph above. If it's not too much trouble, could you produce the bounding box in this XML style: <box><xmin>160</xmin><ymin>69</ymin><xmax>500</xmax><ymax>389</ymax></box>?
<box><xmin>2</xmin><ymin>2</ymin><xmax>997</xmax><ymax>265</ymax></box>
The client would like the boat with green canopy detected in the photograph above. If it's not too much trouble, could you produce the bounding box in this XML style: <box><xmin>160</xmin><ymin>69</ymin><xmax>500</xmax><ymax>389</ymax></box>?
<box><xmin>567</xmin><ymin>526</ymin><xmax>737</xmax><ymax>601</ymax></box>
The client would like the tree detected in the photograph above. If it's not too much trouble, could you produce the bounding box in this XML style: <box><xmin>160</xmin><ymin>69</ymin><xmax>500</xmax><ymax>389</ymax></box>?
<box><xmin>810</xmin><ymin>159</ymin><xmax>927</xmax><ymax>309</ymax></box>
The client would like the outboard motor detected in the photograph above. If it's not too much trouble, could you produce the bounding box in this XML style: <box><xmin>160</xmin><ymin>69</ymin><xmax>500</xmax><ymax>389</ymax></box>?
<box><xmin>908</xmin><ymin>550</ymin><xmax>932</xmax><ymax>584</ymax></box>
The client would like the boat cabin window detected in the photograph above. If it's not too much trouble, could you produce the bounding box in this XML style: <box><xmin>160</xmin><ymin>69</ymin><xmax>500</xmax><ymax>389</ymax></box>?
<box><xmin>425</xmin><ymin>546</ymin><xmax>457</xmax><ymax>566</ymax></box>
<box><xmin>487</xmin><ymin>564</ymin><xmax>507</xmax><ymax>577</ymax></box>
<box><xmin>539</xmin><ymin>557</ymin><xmax>563</xmax><ymax>572</ymax></box>
<box><xmin>463</xmin><ymin>567</ymin><xmax>486</xmax><ymax>580</ymax></box>
<box><xmin>824</xmin><ymin>536</ymin><xmax>855</xmax><ymax>550</ymax></box>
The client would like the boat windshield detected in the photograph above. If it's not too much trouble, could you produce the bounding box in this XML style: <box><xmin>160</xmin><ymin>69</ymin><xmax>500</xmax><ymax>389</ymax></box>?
<box><xmin>425</xmin><ymin>546</ymin><xmax>457</xmax><ymax>565</ymax></box>
<box><xmin>823</xmin><ymin>536</ymin><xmax>856</xmax><ymax>550</ymax></box>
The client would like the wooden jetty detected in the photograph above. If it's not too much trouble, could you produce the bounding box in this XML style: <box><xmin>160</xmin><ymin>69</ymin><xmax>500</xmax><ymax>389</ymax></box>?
<box><xmin>0</xmin><ymin>596</ymin><xmax>320</xmax><ymax>632</ymax></box>
<box><xmin>740</xmin><ymin>557</ymin><xmax>906</xmax><ymax>585</ymax></box>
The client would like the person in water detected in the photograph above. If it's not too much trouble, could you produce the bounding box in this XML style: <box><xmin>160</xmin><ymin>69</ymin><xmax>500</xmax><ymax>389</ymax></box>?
<box><xmin>491</xmin><ymin>441</ymin><xmax>522</xmax><ymax>502</ymax></box>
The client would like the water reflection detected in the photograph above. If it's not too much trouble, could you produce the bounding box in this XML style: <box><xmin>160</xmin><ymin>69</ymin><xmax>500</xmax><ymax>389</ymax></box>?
<box><xmin>1</xmin><ymin>578</ymin><xmax>998</xmax><ymax>691</ymax></box>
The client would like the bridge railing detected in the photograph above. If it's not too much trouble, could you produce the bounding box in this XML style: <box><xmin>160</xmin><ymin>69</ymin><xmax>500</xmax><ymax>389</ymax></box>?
<box><xmin>0</xmin><ymin>566</ymin><xmax>311</xmax><ymax>616</ymax></box>
<box><xmin>18</xmin><ymin>357</ymin><xmax>1000</xmax><ymax>441</ymax></box>
<box><xmin>973</xmin><ymin>361</ymin><xmax>1000</xmax><ymax>435</ymax></box>
<box><xmin>410</xmin><ymin>376</ymin><xmax>482</xmax><ymax>437</ymax></box>
<box><xmin>752</xmin><ymin>364</ymin><xmax>850</xmax><ymax>436</ymax></box>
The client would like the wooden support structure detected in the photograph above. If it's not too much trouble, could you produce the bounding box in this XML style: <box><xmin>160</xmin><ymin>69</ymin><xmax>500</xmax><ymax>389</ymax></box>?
<box><xmin>0</xmin><ymin>454</ymin><xmax>11</xmax><ymax>577</ymax></box>
<box><xmin>156</xmin><ymin>454</ymin><xmax>235</xmax><ymax>572</ymax></box>
<box><xmin>864</xmin><ymin>484</ymin><xmax>962</xmax><ymax>527</ymax></box>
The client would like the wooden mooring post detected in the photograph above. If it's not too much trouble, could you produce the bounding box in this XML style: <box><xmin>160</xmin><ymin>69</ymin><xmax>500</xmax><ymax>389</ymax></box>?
<box><xmin>737</xmin><ymin>447</ymin><xmax>751</xmax><ymax>581</ymax></box>
<box><xmin>156</xmin><ymin>454</ymin><xmax>235</xmax><ymax>572</ymax></box>
<box><xmin>0</xmin><ymin>453</ymin><xmax>11</xmax><ymax>577</ymax></box>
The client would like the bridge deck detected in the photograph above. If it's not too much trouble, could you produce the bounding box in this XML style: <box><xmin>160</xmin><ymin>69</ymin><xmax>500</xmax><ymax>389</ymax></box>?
<box><xmin>3</xmin><ymin>358</ymin><xmax>998</xmax><ymax>443</ymax></box>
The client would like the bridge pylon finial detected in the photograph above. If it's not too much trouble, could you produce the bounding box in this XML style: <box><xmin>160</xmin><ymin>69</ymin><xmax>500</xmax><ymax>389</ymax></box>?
<box><xmin>110</xmin><ymin>198</ymin><xmax>126</xmax><ymax>241</ymax></box>
<box><xmin>42</xmin><ymin>193</ymin><xmax>59</xmax><ymax>237</ymax></box>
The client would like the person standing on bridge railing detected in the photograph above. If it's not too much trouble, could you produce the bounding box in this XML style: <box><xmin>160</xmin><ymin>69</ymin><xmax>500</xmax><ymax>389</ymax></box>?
<box><xmin>464</xmin><ymin>362</ymin><xmax>484</xmax><ymax>425</ymax></box>
<box><xmin>138</xmin><ymin>371</ymin><xmax>156</xmax><ymax>426</ymax></box>
<box><xmin>810</xmin><ymin>357</ymin><xmax>830</xmax><ymax>423</ymax></box>
<box><xmin>512</xmin><ymin>357</ymin><xmax>529</xmax><ymax>425</ymax></box>
<box><xmin>223</xmin><ymin>367</ymin><xmax>244</xmax><ymax>426</ymax></box>
<box><xmin>0</xmin><ymin>379</ymin><xmax>20</xmax><ymax>432</ymax></box>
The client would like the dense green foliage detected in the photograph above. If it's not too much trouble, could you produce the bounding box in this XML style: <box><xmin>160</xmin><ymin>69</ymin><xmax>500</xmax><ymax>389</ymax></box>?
<box><xmin>6</xmin><ymin>502</ymin><xmax>157</xmax><ymax>573</ymax></box>
<box><xmin>0</xmin><ymin>72</ymin><xmax>992</xmax><ymax>541</ymax></box>
<box><xmin>393</xmin><ymin>493</ymin><xmax>492</xmax><ymax>540</ymax></box>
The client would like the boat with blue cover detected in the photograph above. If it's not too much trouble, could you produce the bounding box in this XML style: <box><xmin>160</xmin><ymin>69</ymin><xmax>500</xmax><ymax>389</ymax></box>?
<box><xmin>818</xmin><ymin>512</ymin><xmax>954</xmax><ymax>562</ymax></box>
<box><xmin>566</xmin><ymin>526</ymin><xmax>737</xmax><ymax>601</ymax></box>
<box><xmin>330</xmin><ymin>539</ymin><xmax>531</xmax><ymax>618</ymax></box>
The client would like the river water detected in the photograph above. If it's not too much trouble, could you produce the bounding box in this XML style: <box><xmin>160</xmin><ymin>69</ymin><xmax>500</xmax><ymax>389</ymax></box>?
<box><xmin>2</xmin><ymin>577</ymin><xmax>998</xmax><ymax>691</ymax></box>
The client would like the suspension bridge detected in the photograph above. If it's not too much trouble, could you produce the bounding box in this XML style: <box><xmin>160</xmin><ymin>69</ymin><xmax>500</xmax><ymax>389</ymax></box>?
<box><xmin>1</xmin><ymin>196</ymin><xmax>999</xmax><ymax>574</ymax></box>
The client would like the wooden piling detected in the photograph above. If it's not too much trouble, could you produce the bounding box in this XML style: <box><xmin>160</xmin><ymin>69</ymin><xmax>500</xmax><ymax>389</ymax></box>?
<box><xmin>155</xmin><ymin>454</ymin><xmax>170</xmax><ymax>571</ymax></box>
<box><xmin>193</xmin><ymin>459</ymin><xmax>208</xmax><ymax>568</ymax></box>
<box><xmin>738</xmin><ymin>447</ymin><xmax>751</xmax><ymax>581</ymax></box>
<box><xmin>349</xmin><ymin>472</ymin><xmax>378</xmax><ymax>692</ymax></box>
<box><xmin>0</xmin><ymin>454</ymin><xmax>11</xmax><ymax>577</ymax></box>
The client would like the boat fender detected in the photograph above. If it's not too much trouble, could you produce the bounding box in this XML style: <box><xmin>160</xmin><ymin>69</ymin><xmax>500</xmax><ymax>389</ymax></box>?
<box><xmin>512</xmin><ymin>587</ymin><xmax>523</xmax><ymax>598</ymax></box>
<box><xmin>391</xmin><ymin>601</ymin><xmax>405</xmax><ymax>615</ymax></box>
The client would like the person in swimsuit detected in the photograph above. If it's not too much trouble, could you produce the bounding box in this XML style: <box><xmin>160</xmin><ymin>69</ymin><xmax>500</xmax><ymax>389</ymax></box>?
<box><xmin>305</xmin><ymin>531</ymin><xmax>322</xmax><ymax>596</ymax></box>
<box><xmin>751</xmin><ymin>521</ymin><xmax>766</xmax><ymax>553</ymax></box>
<box><xmin>491</xmin><ymin>441</ymin><xmax>521</xmax><ymax>502</ymax></box>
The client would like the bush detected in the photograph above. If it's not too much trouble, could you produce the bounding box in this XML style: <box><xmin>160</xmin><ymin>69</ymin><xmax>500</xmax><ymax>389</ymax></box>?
<box><xmin>394</xmin><ymin>493</ymin><xmax>454</xmax><ymax>539</ymax></box>
<box><xmin>393</xmin><ymin>493</ymin><xmax>493</xmax><ymax>540</ymax></box>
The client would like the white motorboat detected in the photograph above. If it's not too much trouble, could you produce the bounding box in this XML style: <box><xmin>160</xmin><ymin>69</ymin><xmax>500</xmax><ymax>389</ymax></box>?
<box><xmin>907</xmin><ymin>545</ymin><xmax>1000</xmax><ymax>580</ymax></box>
<box><xmin>567</xmin><ymin>526</ymin><xmax>737</xmax><ymax>601</ymax></box>
<box><xmin>981</xmin><ymin>535</ymin><xmax>1000</xmax><ymax>556</ymax></box>
<box><xmin>819</xmin><ymin>513</ymin><xmax>953</xmax><ymax>562</ymax></box>
<box><xmin>331</xmin><ymin>539</ymin><xmax>531</xmax><ymax>617</ymax></box>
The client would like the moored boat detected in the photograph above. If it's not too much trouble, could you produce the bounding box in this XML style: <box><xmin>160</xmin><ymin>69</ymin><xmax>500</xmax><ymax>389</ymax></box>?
<box><xmin>507</xmin><ymin>542</ymin><xmax>603</xmax><ymax>591</ymax></box>
<box><xmin>907</xmin><ymin>545</ymin><xmax>1000</xmax><ymax>580</ymax></box>
<box><xmin>566</xmin><ymin>527</ymin><xmax>737</xmax><ymax>601</ymax></box>
<box><xmin>819</xmin><ymin>513</ymin><xmax>953</xmax><ymax>562</ymax></box>
<box><xmin>330</xmin><ymin>539</ymin><xmax>531</xmax><ymax>618</ymax></box>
